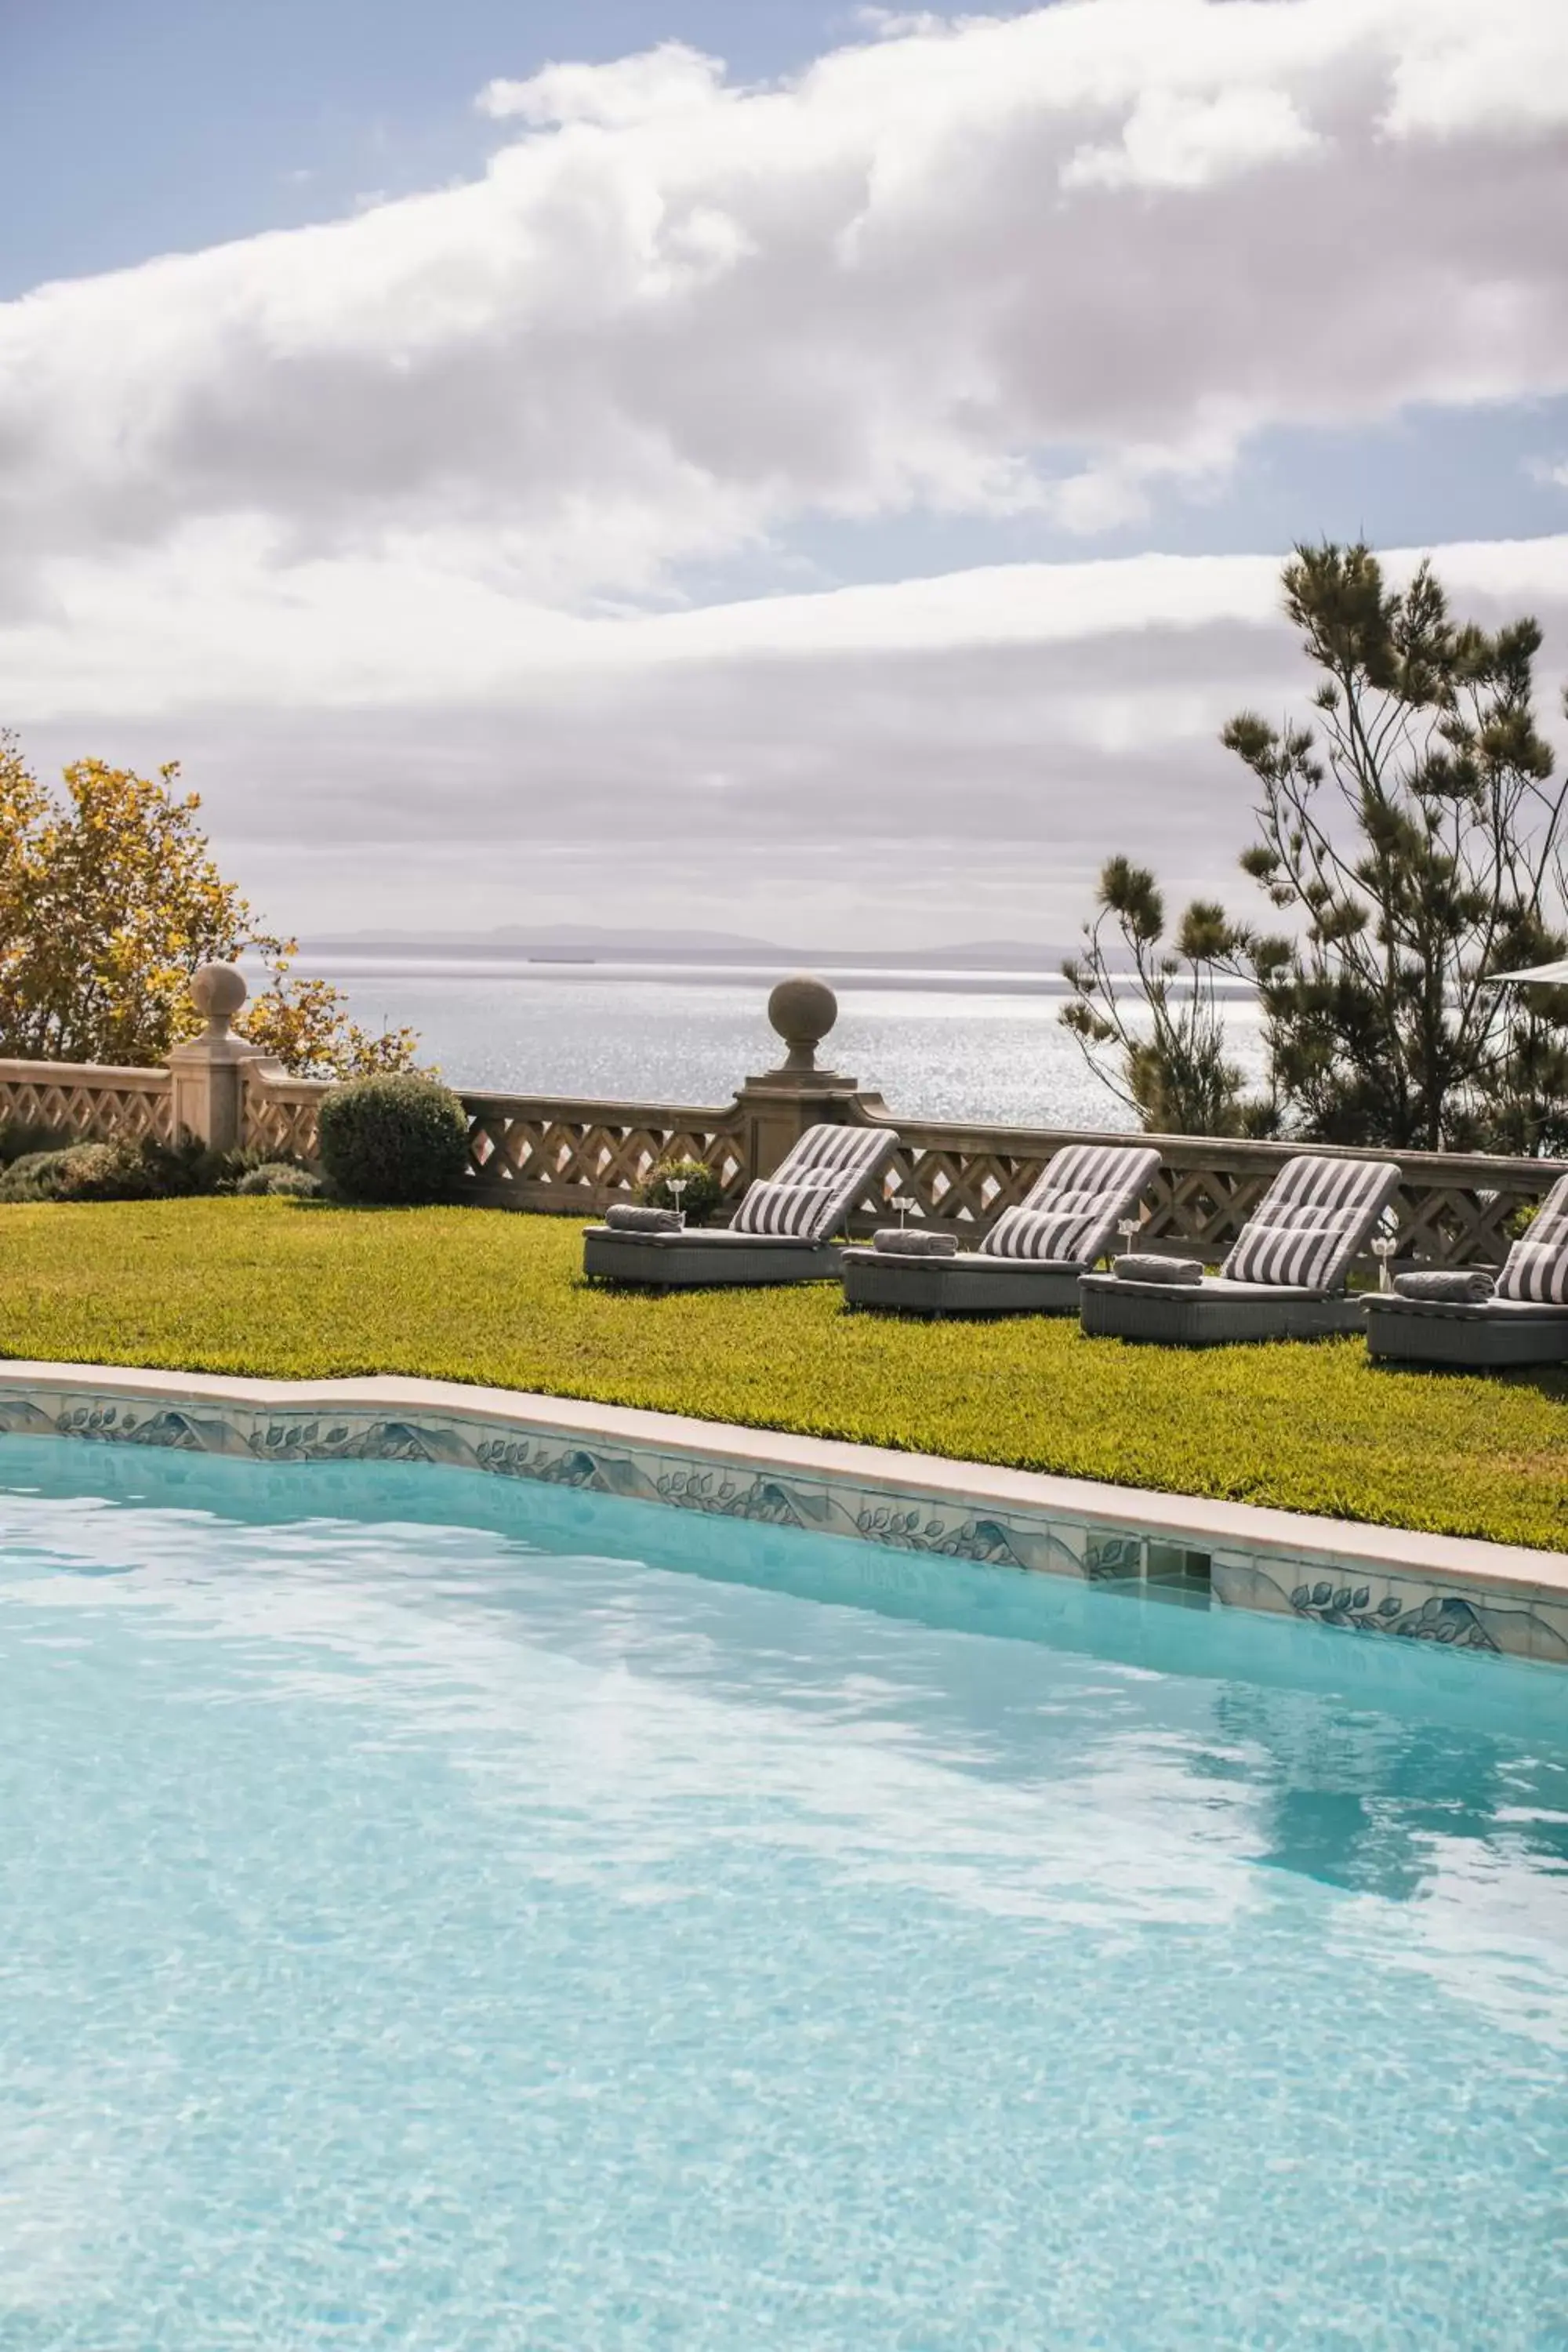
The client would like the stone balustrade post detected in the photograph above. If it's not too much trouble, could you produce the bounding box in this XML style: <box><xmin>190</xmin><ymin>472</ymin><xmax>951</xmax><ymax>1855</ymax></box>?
<box><xmin>733</xmin><ymin>975</ymin><xmax>867</xmax><ymax>1181</ymax></box>
<box><xmin>167</xmin><ymin>964</ymin><xmax>266</xmax><ymax>1151</ymax></box>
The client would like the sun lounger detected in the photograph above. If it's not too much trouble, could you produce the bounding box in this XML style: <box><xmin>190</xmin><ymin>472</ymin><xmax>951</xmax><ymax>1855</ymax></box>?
<box><xmin>1364</xmin><ymin>1174</ymin><xmax>1568</xmax><ymax>1367</ymax></box>
<box><xmin>840</xmin><ymin>1142</ymin><xmax>1161</xmax><ymax>1315</ymax></box>
<box><xmin>1079</xmin><ymin>1152</ymin><xmax>1402</xmax><ymax>1345</ymax></box>
<box><xmin>583</xmin><ymin>1122</ymin><xmax>900</xmax><ymax>1288</ymax></box>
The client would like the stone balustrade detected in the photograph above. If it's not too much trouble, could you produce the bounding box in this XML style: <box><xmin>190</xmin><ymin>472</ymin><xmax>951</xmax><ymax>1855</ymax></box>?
<box><xmin>840</xmin><ymin>1116</ymin><xmax>1561</xmax><ymax>1272</ymax></box>
<box><xmin>2</xmin><ymin>966</ymin><xmax>1565</xmax><ymax>1271</ymax></box>
<box><xmin>0</xmin><ymin>1059</ymin><xmax>176</xmax><ymax>1148</ymax></box>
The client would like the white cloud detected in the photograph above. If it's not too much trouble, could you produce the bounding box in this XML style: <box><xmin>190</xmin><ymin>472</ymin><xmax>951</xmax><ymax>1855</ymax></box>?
<box><xmin>476</xmin><ymin>41</ymin><xmax>728</xmax><ymax>129</ymax></box>
<box><xmin>8</xmin><ymin>538</ymin><xmax>1566</xmax><ymax>944</ymax></box>
<box><xmin>1060</xmin><ymin>85</ymin><xmax>1320</xmax><ymax>192</ymax></box>
<box><xmin>1381</xmin><ymin>11</ymin><xmax>1568</xmax><ymax>137</ymax></box>
<box><xmin>2</xmin><ymin>0</ymin><xmax>1567</xmax><ymax>626</ymax></box>
<box><xmin>855</xmin><ymin>9</ymin><xmax>946</xmax><ymax>34</ymax></box>
<box><xmin>2</xmin><ymin>2</ymin><xmax>1566</xmax><ymax>938</ymax></box>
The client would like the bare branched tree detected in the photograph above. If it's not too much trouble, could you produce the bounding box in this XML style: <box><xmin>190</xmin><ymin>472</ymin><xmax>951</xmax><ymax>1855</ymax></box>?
<box><xmin>1062</xmin><ymin>858</ymin><xmax>1258</xmax><ymax>1136</ymax></box>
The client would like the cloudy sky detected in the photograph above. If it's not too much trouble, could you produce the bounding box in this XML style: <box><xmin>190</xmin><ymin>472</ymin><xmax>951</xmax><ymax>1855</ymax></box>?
<box><xmin>3</xmin><ymin>0</ymin><xmax>1567</xmax><ymax>946</ymax></box>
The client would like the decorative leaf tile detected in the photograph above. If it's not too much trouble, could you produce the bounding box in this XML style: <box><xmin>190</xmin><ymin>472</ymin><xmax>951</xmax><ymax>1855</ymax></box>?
<box><xmin>0</xmin><ymin>1381</ymin><xmax>1561</xmax><ymax>1667</ymax></box>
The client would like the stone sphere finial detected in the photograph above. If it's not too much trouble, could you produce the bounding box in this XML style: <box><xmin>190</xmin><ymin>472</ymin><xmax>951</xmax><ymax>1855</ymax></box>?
<box><xmin>768</xmin><ymin>973</ymin><xmax>837</xmax><ymax>1073</ymax></box>
<box><xmin>191</xmin><ymin>961</ymin><xmax>248</xmax><ymax>1037</ymax></box>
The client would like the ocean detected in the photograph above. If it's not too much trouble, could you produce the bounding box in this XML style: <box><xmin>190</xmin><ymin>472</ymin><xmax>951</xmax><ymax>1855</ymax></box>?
<box><xmin>313</xmin><ymin>956</ymin><xmax>1269</xmax><ymax>1131</ymax></box>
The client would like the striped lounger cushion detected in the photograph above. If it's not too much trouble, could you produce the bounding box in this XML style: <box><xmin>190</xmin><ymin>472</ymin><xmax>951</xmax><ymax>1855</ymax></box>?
<box><xmin>731</xmin><ymin>1123</ymin><xmax>895</xmax><ymax>1243</ymax></box>
<box><xmin>982</xmin><ymin>1193</ymin><xmax>1116</xmax><ymax>1263</ymax></box>
<box><xmin>731</xmin><ymin>1179</ymin><xmax>844</xmax><ymax>1238</ymax></box>
<box><xmin>1496</xmin><ymin>1175</ymin><xmax>1568</xmax><ymax>1303</ymax></box>
<box><xmin>1221</xmin><ymin>1155</ymin><xmax>1399</xmax><ymax>1290</ymax></box>
<box><xmin>979</xmin><ymin>1142</ymin><xmax>1162</xmax><ymax>1266</ymax></box>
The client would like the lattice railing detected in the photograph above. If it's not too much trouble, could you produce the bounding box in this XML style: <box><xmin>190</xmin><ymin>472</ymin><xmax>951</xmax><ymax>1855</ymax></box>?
<box><xmin>5</xmin><ymin>1043</ymin><xmax>1563</xmax><ymax>1272</ymax></box>
<box><xmin>460</xmin><ymin>1093</ymin><xmax>746</xmax><ymax>1211</ymax></box>
<box><xmin>844</xmin><ymin>1113</ymin><xmax>1568</xmax><ymax>1271</ymax></box>
<box><xmin>0</xmin><ymin>1059</ymin><xmax>175</xmax><ymax>1147</ymax></box>
<box><xmin>241</xmin><ymin>1075</ymin><xmax>748</xmax><ymax>1206</ymax></box>
<box><xmin>839</xmin><ymin>1123</ymin><xmax>1051</xmax><ymax>1236</ymax></box>
<box><xmin>242</xmin><ymin>1073</ymin><xmax>331</xmax><ymax>1163</ymax></box>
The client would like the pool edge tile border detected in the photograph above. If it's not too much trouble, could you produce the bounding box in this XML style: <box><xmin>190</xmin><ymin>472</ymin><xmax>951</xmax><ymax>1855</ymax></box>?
<box><xmin>1</xmin><ymin>1360</ymin><xmax>1566</xmax><ymax>1668</ymax></box>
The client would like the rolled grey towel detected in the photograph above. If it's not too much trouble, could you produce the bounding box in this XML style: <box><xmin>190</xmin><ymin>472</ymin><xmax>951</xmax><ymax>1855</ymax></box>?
<box><xmin>872</xmin><ymin>1227</ymin><xmax>959</xmax><ymax>1257</ymax></box>
<box><xmin>1114</xmin><ymin>1253</ymin><xmax>1204</xmax><ymax>1285</ymax></box>
<box><xmin>1393</xmin><ymin>1269</ymin><xmax>1496</xmax><ymax>1303</ymax></box>
<box><xmin>605</xmin><ymin>1203</ymin><xmax>683</xmax><ymax>1232</ymax></box>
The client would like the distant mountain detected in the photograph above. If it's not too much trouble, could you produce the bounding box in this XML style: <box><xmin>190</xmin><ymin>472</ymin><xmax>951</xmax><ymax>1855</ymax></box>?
<box><xmin>488</xmin><ymin>925</ymin><xmax>784</xmax><ymax>953</ymax></box>
<box><xmin>301</xmin><ymin>926</ymin><xmax>1076</xmax><ymax>970</ymax></box>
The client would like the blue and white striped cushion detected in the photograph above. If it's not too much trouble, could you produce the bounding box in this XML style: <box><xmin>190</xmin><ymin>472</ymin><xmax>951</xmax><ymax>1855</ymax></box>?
<box><xmin>1497</xmin><ymin>1178</ymin><xmax>1568</xmax><ymax>1301</ymax></box>
<box><xmin>1222</xmin><ymin>1155</ymin><xmax>1400</xmax><ymax>1290</ymax></box>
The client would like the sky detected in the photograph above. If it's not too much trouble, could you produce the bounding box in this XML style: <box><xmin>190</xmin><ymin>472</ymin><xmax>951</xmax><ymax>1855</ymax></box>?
<box><xmin>2</xmin><ymin>0</ymin><xmax>1567</xmax><ymax>947</ymax></box>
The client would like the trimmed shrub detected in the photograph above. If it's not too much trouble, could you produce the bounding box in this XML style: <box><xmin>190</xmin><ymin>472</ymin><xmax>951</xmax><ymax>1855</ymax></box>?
<box><xmin>317</xmin><ymin>1073</ymin><xmax>470</xmax><ymax>1206</ymax></box>
<box><xmin>209</xmin><ymin>1144</ymin><xmax>300</xmax><ymax>1192</ymax></box>
<box><xmin>0</xmin><ymin>1148</ymin><xmax>85</xmax><ymax>1203</ymax></box>
<box><xmin>0</xmin><ymin>1133</ymin><xmax>249</xmax><ymax>1205</ymax></box>
<box><xmin>56</xmin><ymin>1143</ymin><xmax>159</xmax><ymax>1201</ymax></box>
<box><xmin>117</xmin><ymin>1135</ymin><xmax>219</xmax><ymax>1197</ymax></box>
<box><xmin>0</xmin><ymin>1142</ymin><xmax>151</xmax><ymax>1203</ymax></box>
<box><xmin>233</xmin><ymin>1161</ymin><xmax>322</xmax><ymax>1199</ymax></box>
<box><xmin>0</xmin><ymin>1131</ymin><xmax>330</xmax><ymax>1207</ymax></box>
<box><xmin>637</xmin><ymin>1154</ymin><xmax>724</xmax><ymax>1226</ymax></box>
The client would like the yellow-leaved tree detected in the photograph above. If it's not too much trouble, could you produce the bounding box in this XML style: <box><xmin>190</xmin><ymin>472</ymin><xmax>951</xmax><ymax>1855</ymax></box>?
<box><xmin>0</xmin><ymin>734</ymin><xmax>422</xmax><ymax>1078</ymax></box>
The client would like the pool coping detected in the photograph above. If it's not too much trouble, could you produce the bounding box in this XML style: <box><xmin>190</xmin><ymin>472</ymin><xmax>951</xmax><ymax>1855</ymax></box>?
<box><xmin>1</xmin><ymin>1359</ymin><xmax>1566</xmax><ymax>1666</ymax></box>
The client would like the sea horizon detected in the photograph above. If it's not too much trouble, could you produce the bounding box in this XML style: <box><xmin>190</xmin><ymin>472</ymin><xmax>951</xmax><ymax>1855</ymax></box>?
<box><xmin>270</xmin><ymin>949</ymin><xmax>1268</xmax><ymax>1130</ymax></box>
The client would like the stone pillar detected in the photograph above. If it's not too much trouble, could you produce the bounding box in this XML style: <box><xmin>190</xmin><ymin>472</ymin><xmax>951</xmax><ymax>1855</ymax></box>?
<box><xmin>167</xmin><ymin>964</ymin><xmax>260</xmax><ymax>1151</ymax></box>
<box><xmin>733</xmin><ymin>975</ymin><xmax>869</xmax><ymax>1180</ymax></box>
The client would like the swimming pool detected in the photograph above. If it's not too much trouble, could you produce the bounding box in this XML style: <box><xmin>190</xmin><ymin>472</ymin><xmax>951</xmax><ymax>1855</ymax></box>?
<box><xmin>2</xmin><ymin>1436</ymin><xmax>1565</xmax><ymax>2350</ymax></box>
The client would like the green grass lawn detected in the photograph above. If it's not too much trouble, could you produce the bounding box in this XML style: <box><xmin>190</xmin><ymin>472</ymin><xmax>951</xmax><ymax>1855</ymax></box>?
<box><xmin>1</xmin><ymin>1196</ymin><xmax>1565</xmax><ymax>1552</ymax></box>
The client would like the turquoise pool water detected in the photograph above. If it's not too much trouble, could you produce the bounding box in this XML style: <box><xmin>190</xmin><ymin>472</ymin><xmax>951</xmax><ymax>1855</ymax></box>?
<box><xmin>1</xmin><ymin>1440</ymin><xmax>1565</xmax><ymax>2350</ymax></box>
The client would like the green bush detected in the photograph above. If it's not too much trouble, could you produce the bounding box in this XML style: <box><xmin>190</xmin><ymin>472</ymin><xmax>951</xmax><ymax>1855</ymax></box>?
<box><xmin>233</xmin><ymin>1160</ymin><xmax>322</xmax><ymax>1199</ymax></box>
<box><xmin>317</xmin><ymin>1073</ymin><xmax>470</xmax><ymax>1206</ymax></box>
<box><xmin>0</xmin><ymin>1148</ymin><xmax>86</xmax><ymax>1203</ymax></box>
<box><xmin>0</xmin><ymin>1142</ymin><xmax>159</xmax><ymax>1203</ymax></box>
<box><xmin>637</xmin><ymin>1154</ymin><xmax>724</xmax><ymax>1225</ymax></box>
<box><xmin>0</xmin><ymin>1118</ymin><xmax>70</xmax><ymax>1167</ymax></box>
<box><xmin>0</xmin><ymin>1132</ymin><xmax>234</xmax><ymax>1204</ymax></box>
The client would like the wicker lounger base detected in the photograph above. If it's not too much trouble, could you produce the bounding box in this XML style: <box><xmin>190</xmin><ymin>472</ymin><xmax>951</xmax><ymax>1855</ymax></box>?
<box><xmin>840</xmin><ymin>1249</ymin><xmax>1083</xmax><ymax>1316</ymax></box>
<box><xmin>583</xmin><ymin>1227</ymin><xmax>845</xmax><ymax>1290</ymax></box>
<box><xmin>1079</xmin><ymin>1274</ymin><xmax>1365</xmax><ymax>1346</ymax></box>
<box><xmin>1364</xmin><ymin>1294</ymin><xmax>1568</xmax><ymax>1367</ymax></box>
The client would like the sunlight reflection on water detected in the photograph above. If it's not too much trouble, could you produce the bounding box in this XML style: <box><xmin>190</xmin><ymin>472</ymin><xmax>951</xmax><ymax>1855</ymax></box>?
<box><xmin>312</xmin><ymin>960</ymin><xmax>1269</xmax><ymax>1124</ymax></box>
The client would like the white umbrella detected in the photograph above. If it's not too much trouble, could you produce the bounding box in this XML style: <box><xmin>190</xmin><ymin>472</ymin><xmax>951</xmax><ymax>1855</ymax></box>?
<box><xmin>1481</xmin><ymin>957</ymin><xmax>1568</xmax><ymax>985</ymax></box>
